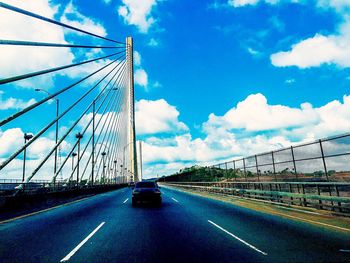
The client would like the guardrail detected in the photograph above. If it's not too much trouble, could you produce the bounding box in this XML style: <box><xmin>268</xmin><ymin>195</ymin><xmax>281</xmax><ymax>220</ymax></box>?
<box><xmin>0</xmin><ymin>181</ymin><xmax>126</xmax><ymax>197</ymax></box>
<box><xmin>162</xmin><ymin>182</ymin><xmax>350</xmax><ymax>214</ymax></box>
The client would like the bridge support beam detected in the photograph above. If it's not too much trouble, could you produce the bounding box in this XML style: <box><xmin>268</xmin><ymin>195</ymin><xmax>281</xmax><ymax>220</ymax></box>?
<box><xmin>126</xmin><ymin>37</ymin><xmax>138</xmax><ymax>183</ymax></box>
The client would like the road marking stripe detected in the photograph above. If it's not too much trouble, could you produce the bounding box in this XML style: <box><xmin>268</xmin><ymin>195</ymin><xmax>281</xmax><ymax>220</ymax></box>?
<box><xmin>208</xmin><ymin>220</ymin><xmax>267</xmax><ymax>256</ymax></box>
<box><xmin>166</xmin><ymin>186</ymin><xmax>350</xmax><ymax>233</ymax></box>
<box><xmin>123</xmin><ymin>198</ymin><xmax>129</xmax><ymax>203</ymax></box>
<box><xmin>171</xmin><ymin>197</ymin><xmax>179</xmax><ymax>203</ymax></box>
<box><xmin>60</xmin><ymin>222</ymin><xmax>105</xmax><ymax>262</ymax></box>
<box><xmin>339</xmin><ymin>249</ymin><xmax>350</xmax><ymax>253</ymax></box>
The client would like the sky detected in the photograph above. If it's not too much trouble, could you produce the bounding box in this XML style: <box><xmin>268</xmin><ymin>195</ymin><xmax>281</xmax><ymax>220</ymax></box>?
<box><xmin>1</xmin><ymin>0</ymin><xmax>350</xmax><ymax>179</ymax></box>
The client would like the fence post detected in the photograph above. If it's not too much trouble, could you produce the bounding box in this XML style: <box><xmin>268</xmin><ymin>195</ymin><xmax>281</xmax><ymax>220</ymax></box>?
<box><xmin>319</xmin><ymin>139</ymin><xmax>329</xmax><ymax>181</ymax></box>
<box><xmin>255</xmin><ymin>155</ymin><xmax>260</xmax><ymax>182</ymax></box>
<box><xmin>243</xmin><ymin>158</ymin><xmax>247</xmax><ymax>182</ymax></box>
<box><xmin>290</xmin><ymin>146</ymin><xmax>298</xmax><ymax>180</ymax></box>
<box><xmin>271</xmin><ymin>151</ymin><xmax>277</xmax><ymax>182</ymax></box>
<box><xmin>233</xmin><ymin>160</ymin><xmax>237</xmax><ymax>182</ymax></box>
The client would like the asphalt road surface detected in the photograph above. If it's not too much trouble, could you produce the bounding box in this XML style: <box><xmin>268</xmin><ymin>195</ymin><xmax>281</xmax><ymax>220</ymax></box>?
<box><xmin>0</xmin><ymin>186</ymin><xmax>349</xmax><ymax>263</ymax></box>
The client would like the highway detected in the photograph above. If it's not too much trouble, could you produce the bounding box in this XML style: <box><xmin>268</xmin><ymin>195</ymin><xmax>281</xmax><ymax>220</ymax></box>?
<box><xmin>0</xmin><ymin>186</ymin><xmax>349</xmax><ymax>263</ymax></box>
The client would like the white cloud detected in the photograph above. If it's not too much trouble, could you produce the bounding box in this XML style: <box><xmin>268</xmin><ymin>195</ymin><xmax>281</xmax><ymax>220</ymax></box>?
<box><xmin>270</xmin><ymin>31</ymin><xmax>350</xmax><ymax>68</ymax></box>
<box><xmin>148</xmin><ymin>38</ymin><xmax>159</xmax><ymax>47</ymax></box>
<box><xmin>134</xmin><ymin>51</ymin><xmax>142</xmax><ymax>66</ymax></box>
<box><xmin>118</xmin><ymin>0</ymin><xmax>158</xmax><ymax>33</ymax></box>
<box><xmin>222</xmin><ymin>1</ymin><xmax>350</xmax><ymax>68</ymax></box>
<box><xmin>0</xmin><ymin>0</ymin><xmax>111</xmax><ymax>89</ymax></box>
<box><xmin>60</xmin><ymin>1</ymin><xmax>107</xmax><ymax>37</ymax></box>
<box><xmin>0</xmin><ymin>0</ymin><xmax>74</xmax><ymax>87</ymax></box>
<box><xmin>0</xmin><ymin>128</ymin><xmax>23</xmax><ymax>157</ymax></box>
<box><xmin>134</xmin><ymin>69</ymin><xmax>148</xmax><ymax>88</ymax></box>
<box><xmin>269</xmin><ymin>2</ymin><xmax>350</xmax><ymax>68</ymax></box>
<box><xmin>285</xmin><ymin>78</ymin><xmax>295</xmax><ymax>84</ymax></box>
<box><xmin>132</xmin><ymin>51</ymin><xmax>153</xmax><ymax>90</ymax></box>
<box><xmin>0</xmin><ymin>91</ymin><xmax>36</xmax><ymax>110</ymax></box>
<box><xmin>228</xmin><ymin>0</ymin><xmax>260</xmax><ymax>7</ymax></box>
<box><xmin>204</xmin><ymin>93</ymin><xmax>319</xmax><ymax>132</ymax></box>
<box><xmin>102</xmin><ymin>0</ymin><xmax>112</xmax><ymax>4</ymax></box>
<box><xmin>138</xmin><ymin>94</ymin><xmax>350</xmax><ymax>178</ymax></box>
<box><xmin>135</xmin><ymin>99</ymin><xmax>188</xmax><ymax>135</ymax></box>
<box><xmin>247</xmin><ymin>47</ymin><xmax>261</xmax><ymax>56</ymax></box>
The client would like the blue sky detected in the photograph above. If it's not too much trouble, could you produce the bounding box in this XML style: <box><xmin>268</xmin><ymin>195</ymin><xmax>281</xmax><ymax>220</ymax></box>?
<box><xmin>1</xmin><ymin>0</ymin><xmax>350</xmax><ymax>179</ymax></box>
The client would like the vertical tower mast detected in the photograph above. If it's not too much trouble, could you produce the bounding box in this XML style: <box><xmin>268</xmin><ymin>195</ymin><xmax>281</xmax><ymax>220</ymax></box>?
<box><xmin>126</xmin><ymin>37</ymin><xmax>138</xmax><ymax>182</ymax></box>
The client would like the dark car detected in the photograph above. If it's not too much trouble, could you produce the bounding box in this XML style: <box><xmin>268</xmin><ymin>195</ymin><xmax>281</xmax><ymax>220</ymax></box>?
<box><xmin>132</xmin><ymin>181</ymin><xmax>162</xmax><ymax>206</ymax></box>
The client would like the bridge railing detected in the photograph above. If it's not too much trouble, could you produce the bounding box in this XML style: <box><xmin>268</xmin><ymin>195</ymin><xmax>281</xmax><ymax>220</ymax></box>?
<box><xmin>162</xmin><ymin>181</ymin><xmax>350</xmax><ymax>214</ymax></box>
<box><xmin>0</xmin><ymin>179</ymin><xmax>127</xmax><ymax>197</ymax></box>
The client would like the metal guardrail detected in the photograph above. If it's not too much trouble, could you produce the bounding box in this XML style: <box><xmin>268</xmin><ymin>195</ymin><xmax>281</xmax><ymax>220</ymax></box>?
<box><xmin>163</xmin><ymin>182</ymin><xmax>350</xmax><ymax>214</ymax></box>
<box><xmin>0</xmin><ymin>181</ymin><xmax>125</xmax><ymax>196</ymax></box>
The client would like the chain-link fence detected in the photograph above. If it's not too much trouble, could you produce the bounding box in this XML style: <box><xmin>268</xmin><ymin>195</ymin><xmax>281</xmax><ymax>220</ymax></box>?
<box><xmin>210</xmin><ymin>133</ymin><xmax>350</xmax><ymax>182</ymax></box>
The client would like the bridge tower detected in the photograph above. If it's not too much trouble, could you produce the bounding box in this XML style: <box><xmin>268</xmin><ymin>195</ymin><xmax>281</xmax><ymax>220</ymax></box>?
<box><xmin>126</xmin><ymin>37</ymin><xmax>139</xmax><ymax>183</ymax></box>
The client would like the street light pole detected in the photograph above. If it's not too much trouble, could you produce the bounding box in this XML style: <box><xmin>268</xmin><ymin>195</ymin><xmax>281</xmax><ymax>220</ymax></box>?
<box><xmin>35</xmin><ymin>89</ymin><xmax>59</xmax><ymax>178</ymax></box>
<box><xmin>75</xmin><ymin>132</ymin><xmax>83</xmax><ymax>187</ymax></box>
<box><xmin>22</xmin><ymin>133</ymin><xmax>33</xmax><ymax>182</ymax></box>
<box><xmin>102</xmin><ymin>151</ymin><xmax>106</xmax><ymax>184</ymax></box>
<box><xmin>114</xmin><ymin>160</ymin><xmax>117</xmax><ymax>184</ymax></box>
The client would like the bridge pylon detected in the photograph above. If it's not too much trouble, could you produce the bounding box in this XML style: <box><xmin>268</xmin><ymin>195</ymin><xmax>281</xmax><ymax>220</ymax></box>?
<box><xmin>126</xmin><ymin>37</ymin><xmax>139</xmax><ymax>183</ymax></box>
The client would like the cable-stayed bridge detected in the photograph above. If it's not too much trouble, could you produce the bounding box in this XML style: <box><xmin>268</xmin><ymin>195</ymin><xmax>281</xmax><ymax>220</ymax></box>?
<box><xmin>0</xmin><ymin>3</ymin><xmax>349</xmax><ymax>263</ymax></box>
<box><xmin>0</xmin><ymin>2</ymin><xmax>139</xmax><ymax>191</ymax></box>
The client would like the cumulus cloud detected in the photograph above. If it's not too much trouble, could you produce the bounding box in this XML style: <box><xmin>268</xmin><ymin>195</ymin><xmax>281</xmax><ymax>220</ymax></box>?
<box><xmin>134</xmin><ymin>69</ymin><xmax>148</xmax><ymax>88</ymax></box>
<box><xmin>0</xmin><ymin>0</ymin><xmax>111</xmax><ymax>89</ymax></box>
<box><xmin>134</xmin><ymin>51</ymin><xmax>142</xmax><ymax>66</ymax></box>
<box><xmin>135</xmin><ymin>99</ymin><xmax>188</xmax><ymax>135</ymax></box>
<box><xmin>0</xmin><ymin>91</ymin><xmax>36</xmax><ymax>110</ymax></box>
<box><xmin>228</xmin><ymin>0</ymin><xmax>260</xmax><ymax>7</ymax></box>
<box><xmin>148</xmin><ymin>38</ymin><xmax>159</xmax><ymax>47</ymax></box>
<box><xmin>204</xmin><ymin>93</ymin><xmax>319</xmax><ymax>132</ymax></box>
<box><xmin>269</xmin><ymin>2</ymin><xmax>350</xmax><ymax>68</ymax></box>
<box><xmin>271</xmin><ymin>25</ymin><xmax>350</xmax><ymax>68</ymax></box>
<box><xmin>139</xmin><ymin>94</ymin><xmax>350</xmax><ymax>178</ymax></box>
<box><xmin>118</xmin><ymin>0</ymin><xmax>158</xmax><ymax>33</ymax></box>
<box><xmin>133</xmin><ymin>51</ymin><xmax>151</xmax><ymax>90</ymax></box>
<box><xmin>60</xmin><ymin>1</ymin><xmax>107</xmax><ymax>37</ymax></box>
<box><xmin>0</xmin><ymin>0</ymin><xmax>74</xmax><ymax>88</ymax></box>
<box><xmin>218</xmin><ymin>0</ymin><xmax>350</xmax><ymax>68</ymax></box>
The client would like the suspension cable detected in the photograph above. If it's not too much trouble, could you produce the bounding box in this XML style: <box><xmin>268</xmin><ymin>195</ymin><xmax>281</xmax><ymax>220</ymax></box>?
<box><xmin>0</xmin><ymin>39</ymin><xmax>123</xmax><ymax>49</ymax></box>
<box><xmin>0</xmin><ymin>2</ymin><xmax>125</xmax><ymax>45</ymax></box>
<box><xmin>0</xmin><ymin>50</ymin><xmax>125</xmax><ymax>85</ymax></box>
<box><xmin>0</xmin><ymin>53</ymin><xmax>125</xmax><ymax>127</ymax></box>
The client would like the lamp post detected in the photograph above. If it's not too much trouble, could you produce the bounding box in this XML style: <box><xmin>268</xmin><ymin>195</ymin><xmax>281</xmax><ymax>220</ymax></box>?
<box><xmin>35</xmin><ymin>88</ymin><xmax>59</xmax><ymax>177</ymax></box>
<box><xmin>102</xmin><ymin>151</ymin><xmax>107</xmax><ymax>184</ymax></box>
<box><xmin>113</xmin><ymin>160</ymin><xmax>117</xmax><ymax>184</ymax></box>
<box><xmin>71</xmin><ymin>152</ymin><xmax>77</xmax><ymax>185</ymax></box>
<box><xmin>75</xmin><ymin>132</ymin><xmax>83</xmax><ymax>187</ymax></box>
<box><xmin>22</xmin><ymin>133</ymin><xmax>33</xmax><ymax>182</ymax></box>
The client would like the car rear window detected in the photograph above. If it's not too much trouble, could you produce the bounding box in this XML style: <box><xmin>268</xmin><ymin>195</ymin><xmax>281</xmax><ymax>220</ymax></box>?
<box><xmin>135</xmin><ymin>182</ymin><xmax>156</xmax><ymax>188</ymax></box>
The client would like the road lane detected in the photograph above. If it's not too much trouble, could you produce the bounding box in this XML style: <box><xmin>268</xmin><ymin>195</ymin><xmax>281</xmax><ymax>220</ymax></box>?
<box><xmin>0</xmin><ymin>186</ymin><xmax>349</xmax><ymax>263</ymax></box>
<box><xmin>0</xmin><ymin>188</ymin><xmax>130</xmax><ymax>263</ymax></box>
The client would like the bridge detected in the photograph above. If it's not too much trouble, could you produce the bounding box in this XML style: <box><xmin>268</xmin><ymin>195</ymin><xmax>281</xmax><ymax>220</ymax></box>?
<box><xmin>0</xmin><ymin>2</ymin><xmax>349</xmax><ymax>263</ymax></box>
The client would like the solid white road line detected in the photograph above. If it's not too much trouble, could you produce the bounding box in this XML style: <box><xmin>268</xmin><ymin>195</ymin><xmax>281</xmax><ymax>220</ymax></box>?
<box><xmin>208</xmin><ymin>220</ymin><xmax>267</xmax><ymax>256</ymax></box>
<box><xmin>123</xmin><ymin>198</ymin><xmax>129</xmax><ymax>204</ymax></box>
<box><xmin>60</xmin><ymin>222</ymin><xmax>105</xmax><ymax>262</ymax></box>
<box><xmin>171</xmin><ymin>197</ymin><xmax>179</xmax><ymax>203</ymax></box>
<box><xmin>339</xmin><ymin>249</ymin><xmax>350</xmax><ymax>253</ymax></box>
